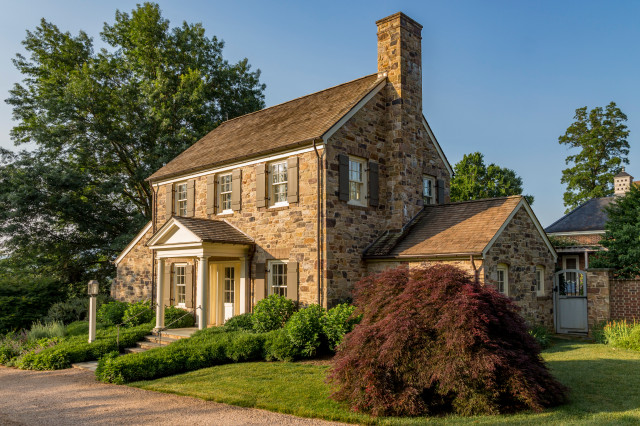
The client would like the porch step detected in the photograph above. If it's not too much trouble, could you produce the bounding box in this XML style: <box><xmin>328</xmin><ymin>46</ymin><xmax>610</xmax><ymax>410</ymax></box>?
<box><xmin>152</xmin><ymin>327</ymin><xmax>198</xmax><ymax>341</ymax></box>
<box><xmin>124</xmin><ymin>347</ymin><xmax>147</xmax><ymax>354</ymax></box>
<box><xmin>142</xmin><ymin>335</ymin><xmax>178</xmax><ymax>345</ymax></box>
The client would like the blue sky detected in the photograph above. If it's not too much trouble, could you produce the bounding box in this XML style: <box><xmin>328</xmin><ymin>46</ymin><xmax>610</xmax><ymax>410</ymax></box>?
<box><xmin>1</xmin><ymin>0</ymin><xmax>638</xmax><ymax>226</ymax></box>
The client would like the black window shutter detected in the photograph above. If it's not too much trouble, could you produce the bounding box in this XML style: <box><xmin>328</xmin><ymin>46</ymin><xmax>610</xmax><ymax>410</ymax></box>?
<box><xmin>437</xmin><ymin>179</ymin><xmax>445</xmax><ymax>204</ymax></box>
<box><xmin>368</xmin><ymin>161</ymin><xmax>379</xmax><ymax>207</ymax></box>
<box><xmin>338</xmin><ymin>154</ymin><xmax>349</xmax><ymax>201</ymax></box>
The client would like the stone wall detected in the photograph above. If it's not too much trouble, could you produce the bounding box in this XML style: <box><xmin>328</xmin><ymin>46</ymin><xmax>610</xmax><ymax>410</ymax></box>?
<box><xmin>112</xmin><ymin>225</ymin><xmax>154</xmax><ymax>302</ymax></box>
<box><xmin>610</xmin><ymin>279</ymin><xmax>640</xmax><ymax>321</ymax></box>
<box><xmin>586</xmin><ymin>269</ymin><xmax>611</xmax><ymax>329</ymax></box>
<box><xmin>483</xmin><ymin>207</ymin><xmax>556</xmax><ymax>328</ymax></box>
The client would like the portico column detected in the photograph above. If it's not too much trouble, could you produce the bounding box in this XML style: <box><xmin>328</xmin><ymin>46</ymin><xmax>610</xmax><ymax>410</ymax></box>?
<box><xmin>155</xmin><ymin>258</ymin><xmax>165</xmax><ymax>330</ymax></box>
<box><xmin>240</xmin><ymin>257</ymin><xmax>248</xmax><ymax>314</ymax></box>
<box><xmin>196</xmin><ymin>256</ymin><xmax>208</xmax><ymax>329</ymax></box>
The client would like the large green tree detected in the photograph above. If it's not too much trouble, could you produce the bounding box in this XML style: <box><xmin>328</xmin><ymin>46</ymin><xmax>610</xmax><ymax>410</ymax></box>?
<box><xmin>0</xmin><ymin>3</ymin><xmax>265</xmax><ymax>294</ymax></box>
<box><xmin>450</xmin><ymin>152</ymin><xmax>534</xmax><ymax>204</ymax></box>
<box><xmin>559</xmin><ymin>102</ymin><xmax>629</xmax><ymax>213</ymax></box>
<box><xmin>591</xmin><ymin>185</ymin><xmax>640</xmax><ymax>278</ymax></box>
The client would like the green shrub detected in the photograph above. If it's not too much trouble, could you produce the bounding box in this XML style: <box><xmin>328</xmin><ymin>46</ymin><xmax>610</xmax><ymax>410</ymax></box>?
<box><xmin>251</xmin><ymin>294</ymin><xmax>295</xmax><ymax>333</ymax></box>
<box><xmin>285</xmin><ymin>304</ymin><xmax>326</xmax><ymax>358</ymax></box>
<box><xmin>98</xmin><ymin>301</ymin><xmax>129</xmax><ymax>325</ymax></box>
<box><xmin>122</xmin><ymin>301</ymin><xmax>154</xmax><ymax>327</ymax></box>
<box><xmin>45</xmin><ymin>298</ymin><xmax>89</xmax><ymax>324</ymax></box>
<box><xmin>592</xmin><ymin>321</ymin><xmax>607</xmax><ymax>344</ymax></box>
<box><xmin>164</xmin><ymin>306</ymin><xmax>195</xmax><ymax>328</ymax></box>
<box><xmin>599</xmin><ymin>320</ymin><xmax>640</xmax><ymax>350</ymax></box>
<box><xmin>0</xmin><ymin>332</ymin><xmax>28</xmax><ymax>364</ymax></box>
<box><xmin>0</xmin><ymin>276</ymin><xmax>64</xmax><ymax>333</ymax></box>
<box><xmin>17</xmin><ymin>323</ymin><xmax>153</xmax><ymax>370</ymax></box>
<box><xmin>263</xmin><ymin>329</ymin><xmax>296</xmax><ymax>361</ymax></box>
<box><xmin>528</xmin><ymin>325</ymin><xmax>552</xmax><ymax>349</ymax></box>
<box><xmin>322</xmin><ymin>303</ymin><xmax>361</xmax><ymax>351</ymax></box>
<box><xmin>27</xmin><ymin>321</ymin><xmax>66</xmax><ymax>342</ymax></box>
<box><xmin>224</xmin><ymin>313</ymin><xmax>254</xmax><ymax>332</ymax></box>
<box><xmin>96</xmin><ymin>330</ymin><xmax>265</xmax><ymax>384</ymax></box>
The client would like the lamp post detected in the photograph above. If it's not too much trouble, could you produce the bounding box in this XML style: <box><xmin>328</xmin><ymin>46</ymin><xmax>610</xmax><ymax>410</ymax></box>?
<box><xmin>87</xmin><ymin>280</ymin><xmax>99</xmax><ymax>343</ymax></box>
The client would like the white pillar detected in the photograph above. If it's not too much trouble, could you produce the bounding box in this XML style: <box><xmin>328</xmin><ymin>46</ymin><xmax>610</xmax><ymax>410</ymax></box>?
<box><xmin>240</xmin><ymin>258</ymin><xmax>248</xmax><ymax>314</ymax></box>
<box><xmin>196</xmin><ymin>256</ymin><xmax>208</xmax><ymax>329</ymax></box>
<box><xmin>156</xmin><ymin>258</ymin><xmax>165</xmax><ymax>330</ymax></box>
<box><xmin>88</xmin><ymin>296</ymin><xmax>96</xmax><ymax>343</ymax></box>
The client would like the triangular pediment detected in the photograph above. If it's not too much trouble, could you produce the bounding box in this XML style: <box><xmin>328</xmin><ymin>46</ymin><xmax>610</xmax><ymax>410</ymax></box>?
<box><xmin>147</xmin><ymin>218</ymin><xmax>202</xmax><ymax>247</ymax></box>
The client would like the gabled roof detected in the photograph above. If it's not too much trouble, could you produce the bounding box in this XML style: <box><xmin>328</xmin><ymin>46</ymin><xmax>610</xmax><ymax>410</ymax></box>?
<box><xmin>148</xmin><ymin>74</ymin><xmax>385</xmax><ymax>182</ymax></box>
<box><xmin>545</xmin><ymin>197</ymin><xmax>616</xmax><ymax>234</ymax></box>
<box><xmin>365</xmin><ymin>196</ymin><xmax>554</xmax><ymax>259</ymax></box>
<box><xmin>147</xmin><ymin>216</ymin><xmax>254</xmax><ymax>247</ymax></box>
<box><xmin>114</xmin><ymin>221</ymin><xmax>152</xmax><ymax>266</ymax></box>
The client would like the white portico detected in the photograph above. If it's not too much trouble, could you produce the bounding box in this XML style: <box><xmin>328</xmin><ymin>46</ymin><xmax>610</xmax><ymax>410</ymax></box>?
<box><xmin>146</xmin><ymin>216</ymin><xmax>254</xmax><ymax>330</ymax></box>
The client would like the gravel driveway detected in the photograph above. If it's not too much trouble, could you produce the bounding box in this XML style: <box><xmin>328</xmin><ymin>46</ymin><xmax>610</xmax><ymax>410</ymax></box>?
<box><xmin>0</xmin><ymin>366</ymin><xmax>345</xmax><ymax>425</ymax></box>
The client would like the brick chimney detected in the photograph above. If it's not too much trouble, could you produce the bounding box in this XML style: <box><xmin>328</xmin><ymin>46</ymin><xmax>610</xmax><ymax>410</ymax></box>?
<box><xmin>376</xmin><ymin>12</ymin><xmax>425</xmax><ymax>226</ymax></box>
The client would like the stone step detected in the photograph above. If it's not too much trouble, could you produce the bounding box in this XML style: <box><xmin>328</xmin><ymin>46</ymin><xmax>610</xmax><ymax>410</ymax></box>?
<box><xmin>124</xmin><ymin>347</ymin><xmax>147</xmax><ymax>354</ymax></box>
<box><xmin>152</xmin><ymin>331</ymin><xmax>196</xmax><ymax>341</ymax></box>
<box><xmin>142</xmin><ymin>335</ymin><xmax>178</xmax><ymax>345</ymax></box>
<box><xmin>136</xmin><ymin>341</ymin><xmax>165</xmax><ymax>350</ymax></box>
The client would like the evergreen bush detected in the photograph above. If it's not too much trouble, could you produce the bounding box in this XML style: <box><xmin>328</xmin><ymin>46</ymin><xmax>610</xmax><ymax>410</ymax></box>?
<box><xmin>164</xmin><ymin>306</ymin><xmax>195</xmax><ymax>328</ymax></box>
<box><xmin>322</xmin><ymin>303</ymin><xmax>361</xmax><ymax>351</ymax></box>
<box><xmin>285</xmin><ymin>304</ymin><xmax>326</xmax><ymax>357</ymax></box>
<box><xmin>122</xmin><ymin>301</ymin><xmax>154</xmax><ymax>326</ymax></box>
<box><xmin>223</xmin><ymin>313</ymin><xmax>254</xmax><ymax>332</ymax></box>
<box><xmin>251</xmin><ymin>294</ymin><xmax>295</xmax><ymax>333</ymax></box>
<box><xmin>45</xmin><ymin>298</ymin><xmax>88</xmax><ymax>324</ymax></box>
<box><xmin>97</xmin><ymin>301</ymin><xmax>129</xmax><ymax>325</ymax></box>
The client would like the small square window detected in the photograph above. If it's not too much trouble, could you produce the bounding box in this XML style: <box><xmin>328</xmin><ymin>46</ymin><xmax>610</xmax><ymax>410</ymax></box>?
<box><xmin>269</xmin><ymin>261</ymin><xmax>288</xmax><ymax>297</ymax></box>
<box><xmin>175</xmin><ymin>183</ymin><xmax>188</xmax><ymax>216</ymax></box>
<box><xmin>348</xmin><ymin>157</ymin><xmax>367</xmax><ymax>206</ymax></box>
<box><xmin>270</xmin><ymin>161</ymin><xmax>288</xmax><ymax>206</ymax></box>
<box><xmin>218</xmin><ymin>174</ymin><xmax>232</xmax><ymax>213</ymax></box>
<box><xmin>423</xmin><ymin>176</ymin><xmax>434</xmax><ymax>205</ymax></box>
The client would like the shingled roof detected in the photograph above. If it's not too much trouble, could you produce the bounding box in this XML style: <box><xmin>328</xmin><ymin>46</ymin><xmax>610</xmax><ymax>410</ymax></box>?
<box><xmin>148</xmin><ymin>73</ymin><xmax>385</xmax><ymax>182</ymax></box>
<box><xmin>544</xmin><ymin>197</ymin><xmax>616</xmax><ymax>234</ymax></box>
<box><xmin>364</xmin><ymin>196</ymin><xmax>524</xmax><ymax>258</ymax></box>
<box><xmin>172</xmin><ymin>216</ymin><xmax>254</xmax><ymax>245</ymax></box>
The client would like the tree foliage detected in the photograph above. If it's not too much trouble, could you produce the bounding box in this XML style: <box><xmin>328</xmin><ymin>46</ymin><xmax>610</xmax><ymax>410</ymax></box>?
<box><xmin>0</xmin><ymin>3</ymin><xmax>265</xmax><ymax>292</ymax></box>
<box><xmin>450</xmin><ymin>152</ymin><xmax>533</xmax><ymax>204</ymax></box>
<box><xmin>559</xmin><ymin>102</ymin><xmax>629</xmax><ymax>212</ymax></box>
<box><xmin>591</xmin><ymin>185</ymin><xmax>640</xmax><ymax>278</ymax></box>
<box><xmin>328</xmin><ymin>265</ymin><xmax>567</xmax><ymax>417</ymax></box>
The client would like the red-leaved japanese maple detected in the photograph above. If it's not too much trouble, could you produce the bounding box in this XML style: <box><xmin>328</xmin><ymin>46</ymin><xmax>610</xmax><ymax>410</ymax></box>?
<box><xmin>327</xmin><ymin>264</ymin><xmax>568</xmax><ymax>417</ymax></box>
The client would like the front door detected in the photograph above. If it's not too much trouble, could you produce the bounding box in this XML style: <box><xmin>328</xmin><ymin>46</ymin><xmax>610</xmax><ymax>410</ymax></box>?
<box><xmin>222</xmin><ymin>266</ymin><xmax>236</xmax><ymax>322</ymax></box>
<box><xmin>554</xmin><ymin>266</ymin><xmax>588</xmax><ymax>334</ymax></box>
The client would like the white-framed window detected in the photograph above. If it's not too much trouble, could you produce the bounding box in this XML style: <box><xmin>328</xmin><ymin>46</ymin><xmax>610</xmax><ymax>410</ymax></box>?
<box><xmin>536</xmin><ymin>265</ymin><xmax>545</xmax><ymax>296</ymax></box>
<box><xmin>348</xmin><ymin>156</ymin><xmax>367</xmax><ymax>206</ymax></box>
<box><xmin>218</xmin><ymin>173</ymin><xmax>232</xmax><ymax>213</ymax></box>
<box><xmin>270</xmin><ymin>161</ymin><xmax>288</xmax><ymax>206</ymax></box>
<box><xmin>423</xmin><ymin>176</ymin><xmax>435</xmax><ymax>205</ymax></box>
<box><xmin>224</xmin><ymin>266</ymin><xmax>235</xmax><ymax>304</ymax></box>
<box><xmin>497</xmin><ymin>264</ymin><xmax>509</xmax><ymax>296</ymax></box>
<box><xmin>174</xmin><ymin>263</ymin><xmax>186</xmax><ymax>306</ymax></box>
<box><xmin>175</xmin><ymin>182</ymin><xmax>188</xmax><ymax>216</ymax></box>
<box><xmin>268</xmin><ymin>260</ymin><xmax>288</xmax><ymax>297</ymax></box>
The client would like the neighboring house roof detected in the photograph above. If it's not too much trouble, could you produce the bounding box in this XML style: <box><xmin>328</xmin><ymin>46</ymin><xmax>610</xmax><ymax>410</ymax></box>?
<box><xmin>169</xmin><ymin>216</ymin><xmax>255</xmax><ymax>245</ymax></box>
<box><xmin>615</xmin><ymin>170</ymin><xmax>631</xmax><ymax>178</ymax></box>
<box><xmin>365</xmin><ymin>196</ymin><xmax>553</xmax><ymax>258</ymax></box>
<box><xmin>148</xmin><ymin>73</ymin><xmax>385</xmax><ymax>182</ymax></box>
<box><xmin>544</xmin><ymin>197</ymin><xmax>616</xmax><ymax>234</ymax></box>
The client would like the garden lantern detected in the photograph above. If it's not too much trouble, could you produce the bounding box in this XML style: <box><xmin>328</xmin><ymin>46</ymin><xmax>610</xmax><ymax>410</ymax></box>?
<box><xmin>87</xmin><ymin>280</ymin><xmax>99</xmax><ymax>343</ymax></box>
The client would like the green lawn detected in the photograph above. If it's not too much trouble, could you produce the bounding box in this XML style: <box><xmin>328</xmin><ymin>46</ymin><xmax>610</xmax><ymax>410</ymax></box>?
<box><xmin>131</xmin><ymin>339</ymin><xmax>640</xmax><ymax>424</ymax></box>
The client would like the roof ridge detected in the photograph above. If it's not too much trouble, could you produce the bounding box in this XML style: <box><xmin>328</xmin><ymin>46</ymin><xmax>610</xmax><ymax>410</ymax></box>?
<box><xmin>217</xmin><ymin>73</ymin><xmax>380</xmax><ymax>128</ymax></box>
<box><xmin>425</xmin><ymin>195</ymin><xmax>522</xmax><ymax>208</ymax></box>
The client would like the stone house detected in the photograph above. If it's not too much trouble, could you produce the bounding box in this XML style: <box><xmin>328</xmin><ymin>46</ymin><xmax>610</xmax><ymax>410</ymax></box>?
<box><xmin>113</xmin><ymin>12</ymin><xmax>556</xmax><ymax>330</ymax></box>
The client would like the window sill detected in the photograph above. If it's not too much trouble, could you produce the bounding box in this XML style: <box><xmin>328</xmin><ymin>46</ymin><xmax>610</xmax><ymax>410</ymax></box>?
<box><xmin>346</xmin><ymin>201</ymin><xmax>369</xmax><ymax>210</ymax></box>
<box><xmin>217</xmin><ymin>211</ymin><xmax>234</xmax><ymax>216</ymax></box>
<box><xmin>267</xmin><ymin>203</ymin><xmax>290</xmax><ymax>212</ymax></box>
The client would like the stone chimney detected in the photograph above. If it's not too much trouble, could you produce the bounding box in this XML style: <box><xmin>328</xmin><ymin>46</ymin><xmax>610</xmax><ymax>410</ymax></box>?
<box><xmin>376</xmin><ymin>13</ymin><xmax>425</xmax><ymax>227</ymax></box>
<box><xmin>614</xmin><ymin>167</ymin><xmax>633</xmax><ymax>196</ymax></box>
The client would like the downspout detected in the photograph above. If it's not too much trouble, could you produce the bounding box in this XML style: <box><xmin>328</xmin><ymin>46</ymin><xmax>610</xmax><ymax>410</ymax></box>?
<box><xmin>314</xmin><ymin>138</ymin><xmax>323</xmax><ymax>306</ymax></box>
<box><xmin>470</xmin><ymin>254</ymin><xmax>478</xmax><ymax>284</ymax></box>
<box><xmin>151</xmin><ymin>183</ymin><xmax>158</xmax><ymax>306</ymax></box>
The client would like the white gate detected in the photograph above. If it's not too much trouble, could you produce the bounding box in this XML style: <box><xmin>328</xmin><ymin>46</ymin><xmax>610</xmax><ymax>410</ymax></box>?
<box><xmin>554</xmin><ymin>269</ymin><xmax>588</xmax><ymax>334</ymax></box>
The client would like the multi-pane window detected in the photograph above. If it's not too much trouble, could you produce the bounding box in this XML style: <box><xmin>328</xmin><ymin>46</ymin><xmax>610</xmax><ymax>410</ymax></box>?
<box><xmin>175</xmin><ymin>264</ymin><xmax>186</xmax><ymax>305</ymax></box>
<box><xmin>176</xmin><ymin>183</ymin><xmax>188</xmax><ymax>216</ymax></box>
<box><xmin>270</xmin><ymin>162</ymin><xmax>288</xmax><ymax>205</ymax></box>
<box><xmin>349</xmin><ymin>158</ymin><xmax>365</xmax><ymax>204</ymax></box>
<box><xmin>269</xmin><ymin>261</ymin><xmax>287</xmax><ymax>297</ymax></box>
<box><xmin>219</xmin><ymin>174</ymin><xmax>232</xmax><ymax>213</ymax></box>
<box><xmin>423</xmin><ymin>176</ymin><xmax>434</xmax><ymax>205</ymax></box>
<box><xmin>497</xmin><ymin>265</ymin><xmax>508</xmax><ymax>296</ymax></box>
<box><xmin>224</xmin><ymin>267</ymin><xmax>234</xmax><ymax>304</ymax></box>
<box><xmin>536</xmin><ymin>266</ymin><xmax>545</xmax><ymax>296</ymax></box>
